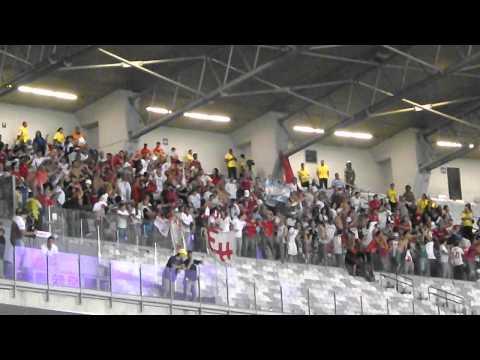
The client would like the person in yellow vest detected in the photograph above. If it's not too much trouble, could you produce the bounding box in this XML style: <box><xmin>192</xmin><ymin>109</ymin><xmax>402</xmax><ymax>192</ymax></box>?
<box><xmin>386</xmin><ymin>183</ymin><xmax>398</xmax><ymax>211</ymax></box>
<box><xmin>298</xmin><ymin>163</ymin><xmax>310</xmax><ymax>188</ymax></box>
<box><xmin>417</xmin><ymin>194</ymin><xmax>430</xmax><ymax>215</ymax></box>
<box><xmin>316</xmin><ymin>160</ymin><xmax>329</xmax><ymax>190</ymax></box>
<box><xmin>225</xmin><ymin>149</ymin><xmax>238</xmax><ymax>180</ymax></box>
<box><xmin>53</xmin><ymin>127</ymin><xmax>66</xmax><ymax>148</ymax></box>
<box><xmin>461</xmin><ymin>203</ymin><xmax>474</xmax><ymax>241</ymax></box>
<box><xmin>184</xmin><ymin>149</ymin><xmax>194</xmax><ymax>165</ymax></box>
<box><xmin>17</xmin><ymin>121</ymin><xmax>30</xmax><ymax>144</ymax></box>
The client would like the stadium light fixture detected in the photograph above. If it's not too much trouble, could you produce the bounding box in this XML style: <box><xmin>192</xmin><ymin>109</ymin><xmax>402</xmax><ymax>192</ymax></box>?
<box><xmin>146</xmin><ymin>106</ymin><xmax>230</xmax><ymax>123</ymax></box>
<box><xmin>184</xmin><ymin>112</ymin><xmax>231</xmax><ymax>123</ymax></box>
<box><xmin>18</xmin><ymin>85</ymin><xmax>78</xmax><ymax>101</ymax></box>
<box><xmin>436</xmin><ymin>141</ymin><xmax>463</xmax><ymax>148</ymax></box>
<box><xmin>146</xmin><ymin>106</ymin><xmax>172</xmax><ymax>115</ymax></box>
<box><xmin>293</xmin><ymin>126</ymin><xmax>325</xmax><ymax>134</ymax></box>
<box><xmin>334</xmin><ymin>131</ymin><xmax>373</xmax><ymax>140</ymax></box>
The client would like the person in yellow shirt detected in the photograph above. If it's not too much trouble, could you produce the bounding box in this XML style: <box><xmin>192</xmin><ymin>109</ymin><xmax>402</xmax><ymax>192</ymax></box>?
<box><xmin>225</xmin><ymin>148</ymin><xmax>237</xmax><ymax>180</ymax></box>
<box><xmin>417</xmin><ymin>194</ymin><xmax>430</xmax><ymax>215</ymax></box>
<box><xmin>17</xmin><ymin>121</ymin><xmax>30</xmax><ymax>144</ymax></box>
<box><xmin>53</xmin><ymin>127</ymin><xmax>66</xmax><ymax>148</ymax></box>
<box><xmin>316</xmin><ymin>160</ymin><xmax>329</xmax><ymax>190</ymax></box>
<box><xmin>298</xmin><ymin>163</ymin><xmax>310</xmax><ymax>188</ymax></box>
<box><xmin>386</xmin><ymin>183</ymin><xmax>398</xmax><ymax>211</ymax></box>
<box><xmin>184</xmin><ymin>149</ymin><xmax>194</xmax><ymax>165</ymax></box>
<box><xmin>26</xmin><ymin>195</ymin><xmax>42</xmax><ymax>226</ymax></box>
<box><xmin>461</xmin><ymin>203</ymin><xmax>474</xmax><ymax>240</ymax></box>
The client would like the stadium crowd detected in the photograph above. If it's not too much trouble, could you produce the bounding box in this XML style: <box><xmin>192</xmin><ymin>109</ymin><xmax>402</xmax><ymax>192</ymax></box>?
<box><xmin>1</xmin><ymin>121</ymin><xmax>480</xmax><ymax>283</ymax></box>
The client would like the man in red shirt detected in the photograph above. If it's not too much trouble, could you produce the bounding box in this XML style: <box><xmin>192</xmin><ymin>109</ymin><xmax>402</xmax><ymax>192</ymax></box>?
<box><xmin>140</xmin><ymin>144</ymin><xmax>151</xmax><ymax>157</ymax></box>
<box><xmin>369</xmin><ymin>195</ymin><xmax>381</xmax><ymax>212</ymax></box>
<box><xmin>190</xmin><ymin>153</ymin><xmax>202</xmax><ymax>172</ymax></box>
<box><xmin>132</xmin><ymin>176</ymin><xmax>144</xmax><ymax>204</ymax></box>
<box><xmin>244</xmin><ymin>217</ymin><xmax>257</xmax><ymax>258</ymax></box>
<box><xmin>19</xmin><ymin>157</ymin><xmax>29</xmax><ymax>180</ymax></box>
<box><xmin>260</xmin><ymin>215</ymin><xmax>275</xmax><ymax>260</ymax></box>
<box><xmin>153</xmin><ymin>142</ymin><xmax>164</xmax><ymax>158</ymax></box>
<box><xmin>112</xmin><ymin>151</ymin><xmax>125</xmax><ymax>169</ymax></box>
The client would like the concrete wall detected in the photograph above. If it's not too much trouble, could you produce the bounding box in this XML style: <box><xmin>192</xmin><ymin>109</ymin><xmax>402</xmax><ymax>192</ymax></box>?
<box><xmin>371</xmin><ymin>128</ymin><xmax>420</xmax><ymax>195</ymax></box>
<box><xmin>0</xmin><ymin>103</ymin><xmax>79</xmax><ymax>145</ymax></box>
<box><xmin>429</xmin><ymin>158</ymin><xmax>480</xmax><ymax>203</ymax></box>
<box><xmin>138</xmin><ymin>126</ymin><xmax>235</xmax><ymax>174</ymax></box>
<box><xmin>231</xmin><ymin>112</ymin><xmax>287</xmax><ymax>178</ymax></box>
<box><xmin>75</xmin><ymin>90</ymin><xmax>141</xmax><ymax>154</ymax></box>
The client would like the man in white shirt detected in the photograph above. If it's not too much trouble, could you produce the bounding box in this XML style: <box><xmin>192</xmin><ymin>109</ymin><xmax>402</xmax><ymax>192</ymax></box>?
<box><xmin>153</xmin><ymin>168</ymin><xmax>165</xmax><ymax>200</ymax></box>
<box><xmin>231</xmin><ymin>215</ymin><xmax>246</xmax><ymax>256</ymax></box>
<box><xmin>31</xmin><ymin>151</ymin><xmax>48</xmax><ymax>170</ymax></box>
<box><xmin>225</xmin><ymin>179</ymin><xmax>238</xmax><ymax>201</ymax></box>
<box><xmin>219</xmin><ymin>214</ymin><xmax>231</xmax><ymax>233</ymax></box>
<box><xmin>117</xmin><ymin>175</ymin><xmax>132</xmax><ymax>202</ymax></box>
<box><xmin>440</xmin><ymin>241</ymin><xmax>450</xmax><ymax>279</ymax></box>
<box><xmin>116</xmin><ymin>202</ymin><xmax>130</xmax><ymax>242</ymax></box>
<box><xmin>5</xmin><ymin>210</ymin><xmax>35</xmax><ymax>279</ymax></box>
<box><xmin>41</xmin><ymin>236</ymin><xmax>59</xmax><ymax>256</ymax></box>
<box><xmin>188</xmin><ymin>190</ymin><xmax>202</xmax><ymax>210</ymax></box>
<box><xmin>93</xmin><ymin>194</ymin><xmax>109</xmax><ymax>222</ymax></box>
<box><xmin>53</xmin><ymin>185</ymin><xmax>66</xmax><ymax>206</ymax></box>
<box><xmin>451</xmin><ymin>242</ymin><xmax>465</xmax><ymax>280</ymax></box>
<box><xmin>180</xmin><ymin>207</ymin><xmax>195</xmax><ymax>251</ymax></box>
<box><xmin>425</xmin><ymin>239</ymin><xmax>439</xmax><ymax>277</ymax></box>
<box><xmin>351</xmin><ymin>192</ymin><xmax>362</xmax><ymax>212</ymax></box>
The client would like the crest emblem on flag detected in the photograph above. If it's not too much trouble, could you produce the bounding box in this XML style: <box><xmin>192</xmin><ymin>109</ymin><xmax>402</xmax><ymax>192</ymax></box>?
<box><xmin>207</xmin><ymin>227</ymin><xmax>235</xmax><ymax>263</ymax></box>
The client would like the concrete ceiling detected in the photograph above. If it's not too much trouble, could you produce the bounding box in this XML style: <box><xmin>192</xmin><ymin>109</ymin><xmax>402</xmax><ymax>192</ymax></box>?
<box><xmin>2</xmin><ymin>45</ymin><xmax>480</xmax><ymax>151</ymax></box>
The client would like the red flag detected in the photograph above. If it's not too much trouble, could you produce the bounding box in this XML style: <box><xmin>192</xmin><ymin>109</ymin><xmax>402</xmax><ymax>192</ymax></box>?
<box><xmin>281</xmin><ymin>154</ymin><xmax>295</xmax><ymax>184</ymax></box>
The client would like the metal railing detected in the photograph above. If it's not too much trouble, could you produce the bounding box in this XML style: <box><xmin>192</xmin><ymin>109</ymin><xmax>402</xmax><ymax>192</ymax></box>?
<box><xmin>2</xmin><ymin>242</ymin><xmax>456</xmax><ymax>315</ymax></box>
<box><xmin>428</xmin><ymin>286</ymin><xmax>466</xmax><ymax>314</ymax></box>
<box><xmin>379</xmin><ymin>272</ymin><xmax>415</xmax><ymax>297</ymax></box>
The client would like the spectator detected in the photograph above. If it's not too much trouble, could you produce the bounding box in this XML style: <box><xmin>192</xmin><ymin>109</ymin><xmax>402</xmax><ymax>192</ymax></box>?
<box><xmin>116</xmin><ymin>202</ymin><xmax>130</xmax><ymax>242</ymax></box>
<box><xmin>451</xmin><ymin>241</ymin><xmax>465</xmax><ymax>280</ymax></box>
<box><xmin>17</xmin><ymin>121</ymin><xmax>30</xmax><ymax>145</ymax></box>
<box><xmin>53</xmin><ymin>128</ymin><xmax>65</xmax><ymax>148</ymax></box>
<box><xmin>316</xmin><ymin>160</ymin><xmax>329</xmax><ymax>190</ymax></box>
<box><xmin>331</xmin><ymin>173</ymin><xmax>345</xmax><ymax>190</ymax></box>
<box><xmin>344</xmin><ymin>161</ymin><xmax>356</xmax><ymax>188</ymax></box>
<box><xmin>41</xmin><ymin>236</ymin><xmax>59</xmax><ymax>256</ymax></box>
<box><xmin>298</xmin><ymin>163</ymin><xmax>310</xmax><ymax>188</ymax></box>
<box><xmin>461</xmin><ymin>203</ymin><xmax>474</xmax><ymax>241</ymax></box>
<box><xmin>162</xmin><ymin>249</ymin><xmax>187</xmax><ymax>297</ymax></box>
<box><xmin>232</xmin><ymin>214</ymin><xmax>246</xmax><ymax>257</ymax></box>
<box><xmin>387</xmin><ymin>183</ymin><xmax>398</xmax><ymax>212</ymax></box>
<box><xmin>225</xmin><ymin>149</ymin><xmax>237</xmax><ymax>180</ymax></box>
<box><xmin>183</xmin><ymin>251</ymin><xmax>202</xmax><ymax>301</ymax></box>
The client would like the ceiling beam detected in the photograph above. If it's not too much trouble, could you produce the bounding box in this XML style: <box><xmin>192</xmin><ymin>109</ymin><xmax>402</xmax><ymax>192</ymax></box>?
<box><xmin>0</xmin><ymin>47</ymin><xmax>32</xmax><ymax>66</ymax></box>
<box><xmin>0</xmin><ymin>45</ymin><xmax>95</xmax><ymax>98</ymax></box>
<box><xmin>284</xmin><ymin>50</ymin><xmax>480</xmax><ymax>158</ymax></box>
<box><xmin>419</xmin><ymin>144</ymin><xmax>478</xmax><ymax>172</ymax></box>
<box><xmin>129</xmin><ymin>46</ymin><xmax>303</xmax><ymax>140</ymax></box>
<box><xmin>422</xmin><ymin>100</ymin><xmax>480</xmax><ymax>138</ymax></box>
<box><xmin>58</xmin><ymin>56</ymin><xmax>205</xmax><ymax>71</ymax></box>
<box><xmin>98</xmin><ymin>48</ymin><xmax>204</xmax><ymax>97</ymax></box>
<box><xmin>357</xmin><ymin>81</ymin><xmax>480</xmax><ymax>132</ymax></box>
<box><xmin>380</xmin><ymin>45</ymin><xmax>441</xmax><ymax>73</ymax></box>
<box><xmin>276</xmin><ymin>46</ymin><xmax>414</xmax><ymax>129</ymax></box>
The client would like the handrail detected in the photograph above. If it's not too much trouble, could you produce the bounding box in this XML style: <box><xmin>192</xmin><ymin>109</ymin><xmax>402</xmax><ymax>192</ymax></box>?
<box><xmin>379</xmin><ymin>272</ymin><xmax>414</xmax><ymax>296</ymax></box>
<box><xmin>428</xmin><ymin>285</ymin><xmax>465</xmax><ymax>307</ymax></box>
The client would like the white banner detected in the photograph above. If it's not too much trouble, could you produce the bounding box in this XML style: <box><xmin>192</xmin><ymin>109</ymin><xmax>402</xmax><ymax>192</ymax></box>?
<box><xmin>207</xmin><ymin>228</ymin><xmax>235</xmax><ymax>263</ymax></box>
